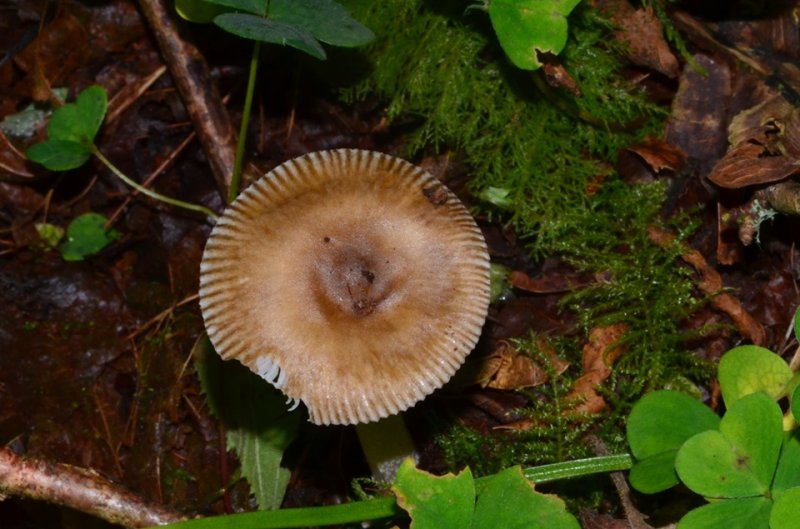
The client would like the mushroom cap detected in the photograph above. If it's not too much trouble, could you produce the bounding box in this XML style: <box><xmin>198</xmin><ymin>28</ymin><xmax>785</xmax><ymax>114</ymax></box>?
<box><xmin>199</xmin><ymin>149</ymin><xmax>490</xmax><ymax>425</ymax></box>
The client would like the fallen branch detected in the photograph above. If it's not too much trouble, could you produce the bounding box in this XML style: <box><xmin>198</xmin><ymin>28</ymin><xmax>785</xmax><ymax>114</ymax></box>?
<box><xmin>137</xmin><ymin>0</ymin><xmax>237</xmax><ymax>197</ymax></box>
<box><xmin>0</xmin><ymin>448</ymin><xmax>184</xmax><ymax>528</ymax></box>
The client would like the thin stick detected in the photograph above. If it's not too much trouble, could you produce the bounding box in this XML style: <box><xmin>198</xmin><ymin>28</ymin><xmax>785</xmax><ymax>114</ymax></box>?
<box><xmin>0</xmin><ymin>448</ymin><xmax>183</xmax><ymax>528</ymax></box>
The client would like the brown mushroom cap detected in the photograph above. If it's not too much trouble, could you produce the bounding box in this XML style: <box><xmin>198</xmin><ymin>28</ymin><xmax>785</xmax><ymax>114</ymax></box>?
<box><xmin>199</xmin><ymin>149</ymin><xmax>490</xmax><ymax>425</ymax></box>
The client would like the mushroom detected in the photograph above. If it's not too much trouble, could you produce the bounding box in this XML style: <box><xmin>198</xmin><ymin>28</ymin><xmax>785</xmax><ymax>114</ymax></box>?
<box><xmin>199</xmin><ymin>149</ymin><xmax>490</xmax><ymax>476</ymax></box>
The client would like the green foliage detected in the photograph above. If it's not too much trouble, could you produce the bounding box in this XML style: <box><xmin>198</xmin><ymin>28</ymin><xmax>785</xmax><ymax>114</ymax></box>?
<box><xmin>193</xmin><ymin>337</ymin><xmax>303</xmax><ymax>510</ymax></box>
<box><xmin>628</xmin><ymin>343</ymin><xmax>800</xmax><ymax>528</ymax></box>
<box><xmin>627</xmin><ymin>390</ymin><xmax>720</xmax><ymax>493</ymax></box>
<box><xmin>190</xmin><ymin>0</ymin><xmax>373</xmax><ymax>60</ymax></box>
<box><xmin>392</xmin><ymin>459</ymin><xmax>580</xmax><ymax>529</ymax></box>
<box><xmin>60</xmin><ymin>213</ymin><xmax>118</xmax><ymax>261</ymax></box>
<box><xmin>34</xmin><ymin>222</ymin><xmax>65</xmax><ymax>250</ymax></box>
<box><xmin>26</xmin><ymin>85</ymin><xmax>106</xmax><ymax>170</ymax></box>
<box><xmin>718</xmin><ymin>346</ymin><xmax>793</xmax><ymax>407</ymax></box>
<box><xmin>488</xmin><ymin>0</ymin><xmax>581</xmax><ymax>70</ymax></box>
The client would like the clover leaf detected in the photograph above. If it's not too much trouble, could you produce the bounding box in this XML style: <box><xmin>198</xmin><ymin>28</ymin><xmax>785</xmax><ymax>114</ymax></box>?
<box><xmin>718</xmin><ymin>345</ymin><xmax>792</xmax><ymax>408</ymax></box>
<box><xmin>26</xmin><ymin>85</ymin><xmax>107</xmax><ymax>171</ymax></box>
<box><xmin>61</xmin><ymin>213</ymin><xmax>118</xmax><ymax>261</ymax></box>
<box><xmin>627</xmin><ymin>390</ymin><xmax>720</xmax><ymax>493</ymax></box>
<box><xmin>204</xmin><ymin>0</ymin><xmax>372</xmax><ymax>60</ymax></box>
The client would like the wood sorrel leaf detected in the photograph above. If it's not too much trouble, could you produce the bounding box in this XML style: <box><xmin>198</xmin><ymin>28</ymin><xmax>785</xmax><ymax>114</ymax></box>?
<box><xmin>268</xmin><ymin>0</ymin><xmax>373</xmax><ymax>47</ymax></box>
<box><xmin>718</xmin><ymin>345</ymin><xmax>792</xmax><ymax>407</ymax></box>
<box><xmin>60</xmin><ymin>212</ymin><xmax>118</xmax><ymax>261</ymax></box>
<box><xmin>770</xmin><ymin>486</ymin><xmax>800</xmax><ymax>529</ymax></box>
<box><xmin>392</xmin><ymin>459</ymin><xmax>474</xmax><ymax>529</ymax></box>
<box><xmin>626</xmin><ymin>390</ymin><xmax>720</xmax><ymax>493</ymax></box>
<box><xmin>26</xmin><ymin>86</ymin><xmax>108</xmax><ymax>171</ymax></box>
<box><xmin>473</xmin><ymin>466</ymin><xmax>580</xmax><ymax>529</ymax></box>
<box><xmin>676</xmin><ymin>393</ymin><xmax>782</xmax><ymax>498</ymax></box>
<box><xmin>26</xmin><ymin>139</ymin><xmax>92</xmax><ymax>171</ymax></box>
<box><xmin>203</xmin><ymin>0</ymin><xmax>266</xmax><ymax>16</ymax></box>
<box><xmin>488</xmin><ymin>0</ymin><xmax>581</xmax><ymax>71</ymax></box>
<box><xmin>773</xmin><ymin>431</ymin><xmax>800</xmax><ymax>493</ymax></box>
<box><xmin>677</xmin><ymin>497</ymin><xmax>772</xmax><ymax>529</ymax></box>
<box><xmin>214</xmin><ymin>13</ymin><xmax>326</xmax><ymax>59</ymax></box>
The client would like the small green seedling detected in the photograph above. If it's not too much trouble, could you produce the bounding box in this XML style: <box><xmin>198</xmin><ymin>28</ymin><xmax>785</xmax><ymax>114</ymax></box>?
<box><xmin>60</xmin><ymin>213</ymin><xmax>118</xmax><ymax>261</ymax></box>
<box><xmin>26</xmin><ymin>85</ymin><xmax>107</xmax><ymax>171</ymax></box>
<box><xmin>26</xmin><ymin>85</ymin><xmax>216</xmax><ymax>236</ymax></box>
<box><xmin>628</xmin><ymin>313</ymin><xmax>800</xmax><ymax>528</ymax></box>
<box><xmin>487</xmin><ymin>0</ymin><xmax>582</xmax><ymax>71</ymax></box>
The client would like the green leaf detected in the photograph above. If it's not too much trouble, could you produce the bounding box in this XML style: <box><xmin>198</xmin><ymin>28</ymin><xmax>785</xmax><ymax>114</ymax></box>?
<box><xmin>192</xmin><ymin>336</ymin><xmax>302</xmax><ymax>510</ymax></box>
<box><xmin>214</xmin><ymin>13</ymin><xmax>326</xmax><ymax>59</ymax></box>
<box><xmin>26</xmin><ymin>139</ymin><xmax>91</xmax><ymax>171</ymax></box>
<box><xmin>675</xmin><ymin>393</ymin><xmax>783</xmax><ymax>499</ymax></box>
<box><xmin>175</xmin><ymin>0</ymin><xmax>230</xmax><ymax>23</ymax></box>
<box><xmin>676</xmin><ymin>497</ymin><xmax>772</xmax><ymax>529</ymax></box>
<box><xmin>392</xmin><ymin>459</ymin><xmax>474</xmax><ymax>529</ymax></box>
<box><xmin>26</xmin><ymin>85</ymin><xmax>107</xmax><ymax>171</ymax></box>
<box><xmin>473</xmin><ymin>466</ymin><xmax>580</xmax><ymax>529</ymax></box>
<box><xmin>773</xmin><ymin>432</ymin><xmax>800</xmax><ymax>493</ymax></box>
<box><xmin>488</xmin><ymin>0</ymin><xmax>581</xmax><ymax>71</ymax></box>
<box><xmin>793</xmin><ymin>385</ymin><xmax>800</xmax><ymax>423</ymax></box>
<box><xmin>48</xmin><ymin>85</ymin><xmax>107</xmax><ymax>144</ymax></box>
<box><xmin>203</xmin><ymin>0</ymin><xmax>266</xmax><ymax>16</ymax></box>
<box><xmin>794</xmin><ymin>306</ymin><xmax>800</xmax><ymax>342</ymax></box>
<box><xmin>629</xmin><ymin>451</ymin><xmax>681</xmax><ymax>494</ymax></box>
<box><xmin>770</xmin><ymin>486</ymin><xmax>800</xmax><ymax>529</ymax></box>
<box><xmin>269</xmin><ymin>0</ymin><xmax>373</xmax><ymax>47</ymax></box>
<box><xmin>718</xmin><ymin>345</ymin><xmax>792</xmax><ymax>407</ymax></box>
<box><xmin>626</xmin><ymin>390</ymin><xmax>720</xmax><ymax>493</ymax></box>
<box><xmin>60</xmin><ymin>213</ymin><xmax>118</xmax><ymax>261</ymax></box>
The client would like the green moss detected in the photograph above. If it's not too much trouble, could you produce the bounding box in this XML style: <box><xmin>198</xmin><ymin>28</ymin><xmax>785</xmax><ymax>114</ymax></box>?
<box><xmin>340</xmin><ymin>0</ymin><xmax>713</xmax><ymax>476</ymax></box>
<box><xmin>343</xmin><ymin>0</ymin><xmax>664</xmax><ymax>254</ymax></box>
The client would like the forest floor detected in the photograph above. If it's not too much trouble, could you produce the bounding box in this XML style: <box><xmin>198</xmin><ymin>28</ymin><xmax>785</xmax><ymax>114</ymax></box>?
<box><xmin>1</xmin><ymin>1</ymin><xmax>799</xmax><ymax>528</ymax></box>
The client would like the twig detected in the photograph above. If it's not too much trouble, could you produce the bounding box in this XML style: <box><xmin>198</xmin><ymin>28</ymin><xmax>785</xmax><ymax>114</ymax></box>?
<box><xmin>137</xmin><ymin>0</ymin><xmax>237</xmax><ymax>197</ymax></box>
<box><xmin>0</xmin><ymin>448</ymin><xmax>184</xmax><ymax>528</ymax></box>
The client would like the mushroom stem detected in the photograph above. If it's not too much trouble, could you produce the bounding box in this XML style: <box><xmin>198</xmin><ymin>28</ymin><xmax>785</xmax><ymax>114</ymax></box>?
<box><xmin>355</xmin><ymin>414</ymin><xmax>418</xmax><ymax>482</ymax></box>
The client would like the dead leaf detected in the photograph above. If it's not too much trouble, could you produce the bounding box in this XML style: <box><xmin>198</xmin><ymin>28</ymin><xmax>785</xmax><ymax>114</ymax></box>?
<box><xmin>625</xmin><ymin>136</ymin><xmax>687</xmax><ymax>174</ymax></box>
<box><xmin>476</xmin><ymin>340</ymin><xmax>569</xmax><ymax>390</ymax></box>
<box><xmin>599</xmin><ymin>0</ymin><xmax>679</xmax><ymax>78</ymax></box>
<box><xmin>565</xmin><ymin>324</ymin><xmax>628</xmax><ymax>415</ymax></box>
<box><xmin>665</xmin><ymin>54</ymin><xmax>731</xmax><ymax>175</ymax></box>
<box><xmin>708</xmin><ymin>102</ymin><xmax>800</xmax><ymax>189</ymax></box>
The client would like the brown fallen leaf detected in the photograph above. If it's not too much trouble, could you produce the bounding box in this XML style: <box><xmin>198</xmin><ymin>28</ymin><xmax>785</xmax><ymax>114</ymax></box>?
<box><xmin>476</xmin><ymin>339</ymin><xmax>569</xmax><ymax>390</ymax></box>
<box><xmin>708</xmin><ymin>97</ymin><xmax>800</xmax><ymax>189</ymax></box>
<box><xmin>648</xmin><ymin>225</ymin><xmax>766</xmax><ymax>345</ymax></box>
<box><xmin>664</xmin><ymin>54</ymin><xmax>731</xmax><ymax>175</ymax></box>
<box><xmin>598</xmin><ymin>0</ymin><xmax>679</xmax><ymax>78</ymax></box>
<box><xmin>565</xmin><ymin>324</ymin><xmax>628</xmax><ymax>415</ymax></box>
<box><xmin>625</xmin><ymin>136</ymin><xmax>687</xmax><ymax>174</ymax></box>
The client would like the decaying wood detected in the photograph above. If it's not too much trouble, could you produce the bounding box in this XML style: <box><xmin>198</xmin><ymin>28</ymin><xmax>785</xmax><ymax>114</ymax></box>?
<box><xmin>0</xmin><ymin>447</ymin><xmax>184</xmax><ymax>528</ymax></box>
<box><xmin>137</xmin><ymin>0</ymin><xmax>237</xmax><ymax>198</ymax></box>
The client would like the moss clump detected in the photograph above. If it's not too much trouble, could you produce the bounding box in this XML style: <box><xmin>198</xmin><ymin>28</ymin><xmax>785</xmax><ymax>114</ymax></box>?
<box><xmin>343</xmin><ymin>0</ymin><xmax>664</xmax><ymax>255</ymax></box>
<box><xmin>341</xmin><ymin>0</ymin><xmax>713</xmax><ymax>473</ymax></box>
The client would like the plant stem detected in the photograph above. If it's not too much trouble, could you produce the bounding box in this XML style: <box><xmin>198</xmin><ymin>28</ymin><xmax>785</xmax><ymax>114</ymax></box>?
<box><xmin>157</xmin><ymin>496</ymin><xmax>400</xmax><ymax>529</ymax></box>
<box><xmin>228</xmin><ymin>40</ymin><xmax>261</xmax><ymax>203</ymax></box>
<box><xmin>91</xmin><ymin>146</ymin><xmax>218</xmax><ymax>220</ymax></box>
<box><xmin>152</xmin><ymin>453</ymin><xmax>633</xmax><ymax>529</ymax></box>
